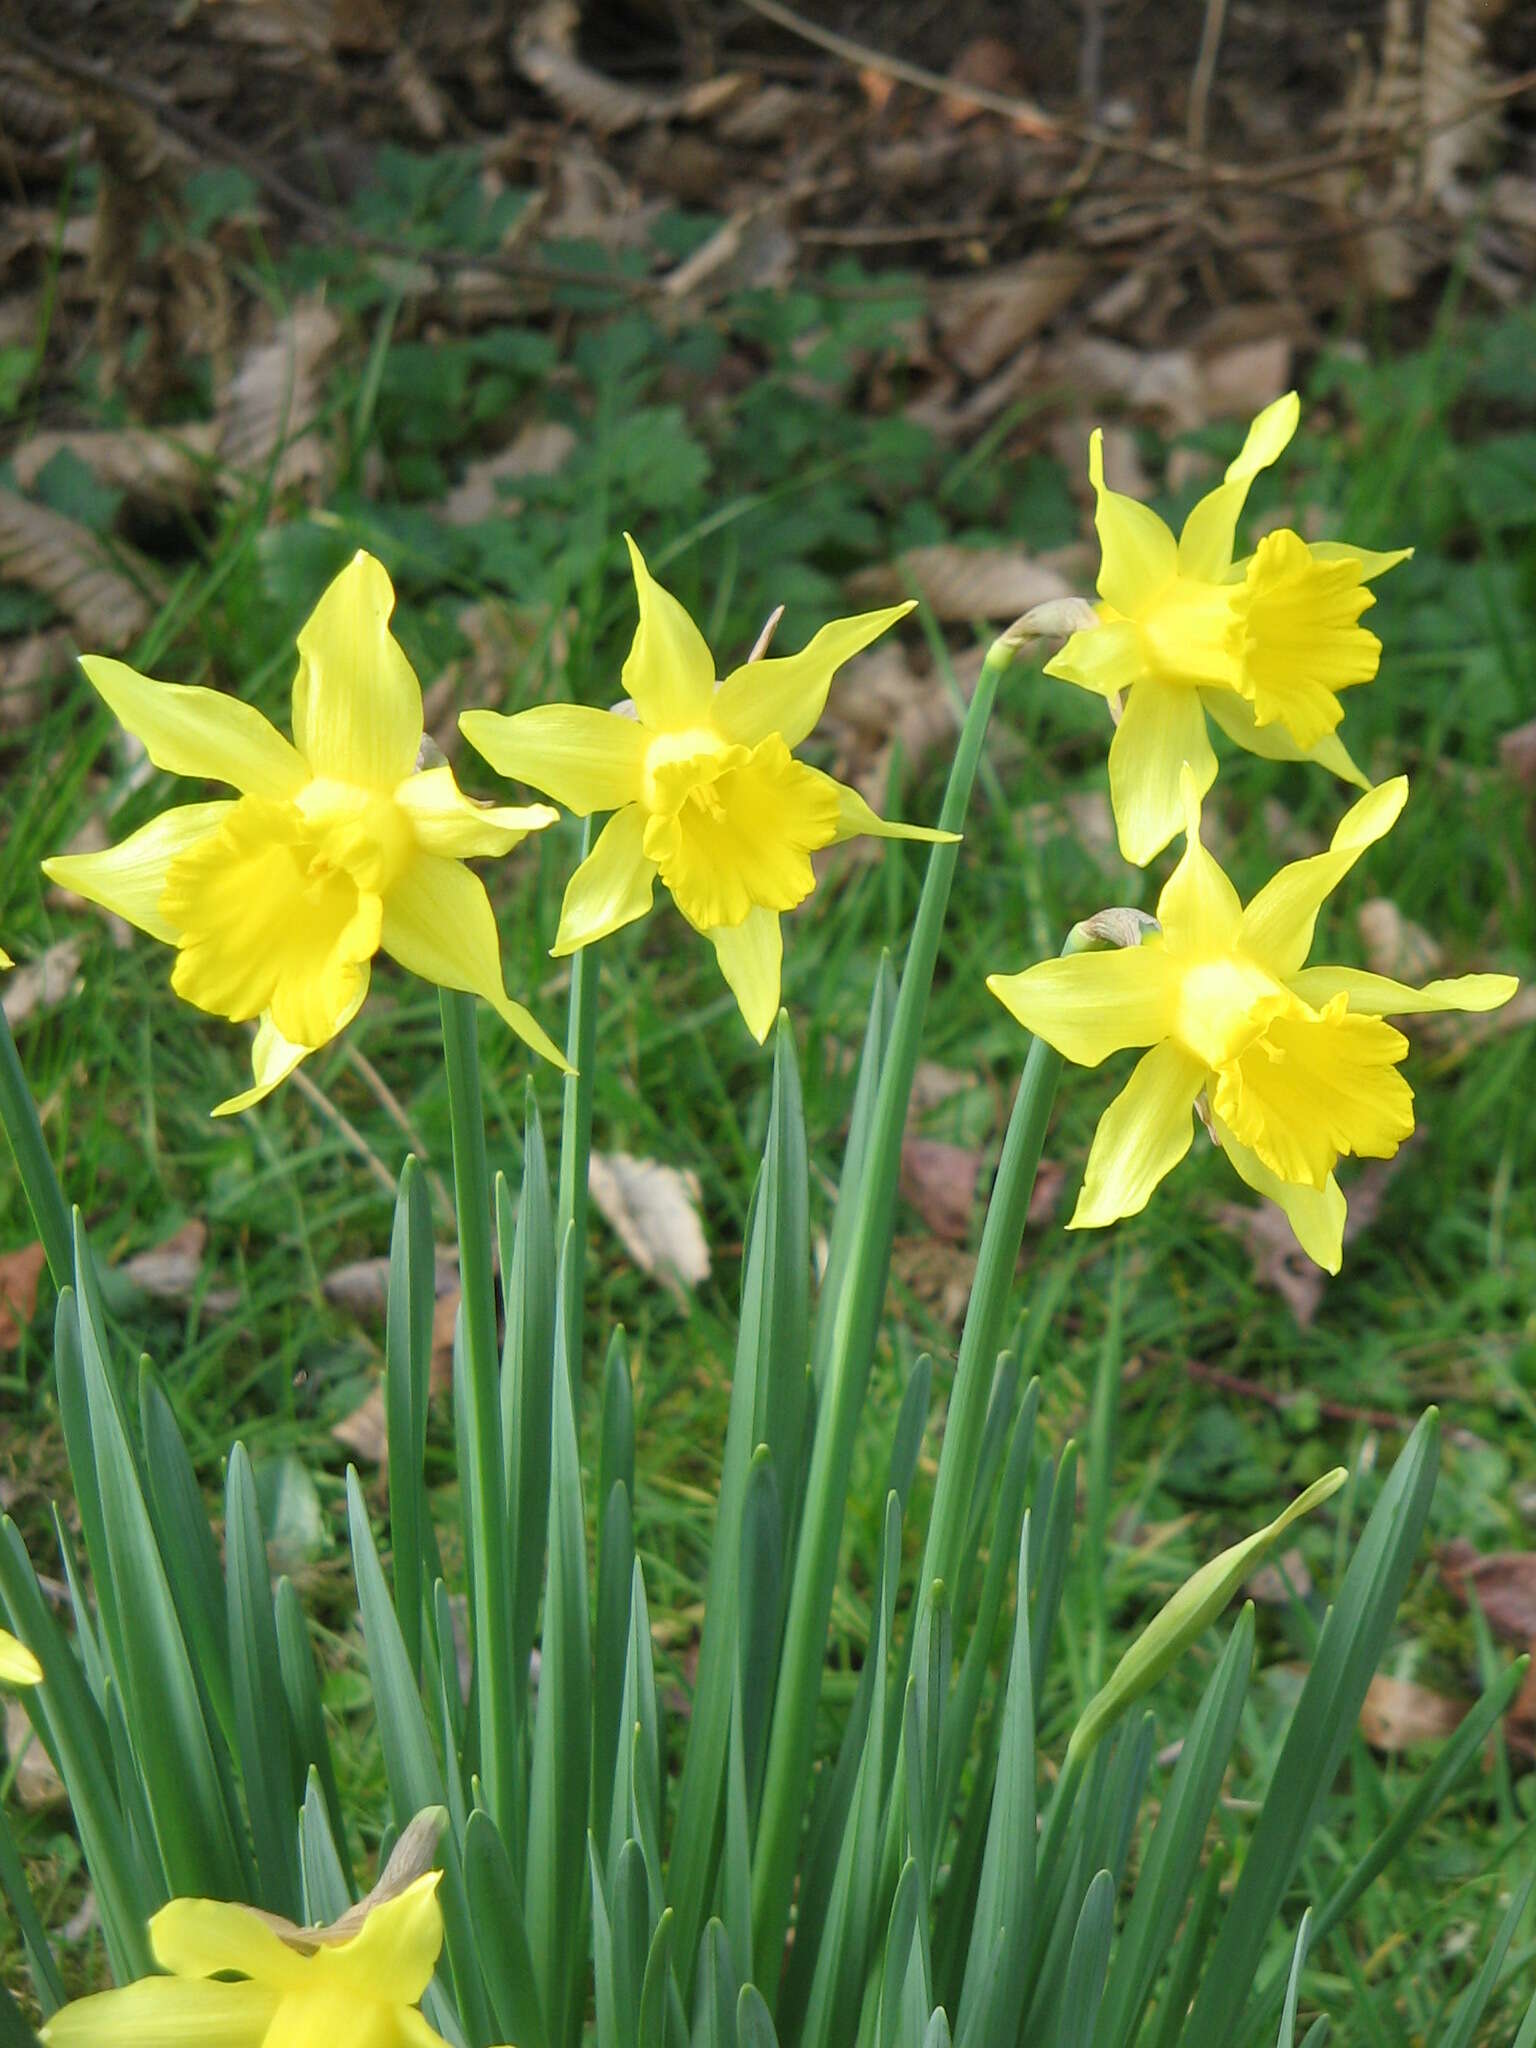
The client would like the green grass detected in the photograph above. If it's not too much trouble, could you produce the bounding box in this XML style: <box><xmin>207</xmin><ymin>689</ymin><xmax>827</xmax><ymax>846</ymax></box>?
<box><xmin>1</xmin><ymin>147</ymin><xmax>1534</xmax><ymax>2034</ymax></box>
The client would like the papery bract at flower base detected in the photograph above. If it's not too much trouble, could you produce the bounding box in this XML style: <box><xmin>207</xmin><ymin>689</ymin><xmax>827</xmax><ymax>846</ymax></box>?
<box><xmin>460</xmin><ymin>535</ymin><xmax>956</xmax><ymax>1042</ymax></box>
<box><xmin>38</xmin><ymin>1872</ymin><xmax>502</xmax><ymax>2048</ymax></box>
<box><xmin>1046</xmin><ymin>392</ymin><xmax>1412</xmax><ymax>864</ymax></box>
<box><xmin>0</xmin><ymin>1625</ymin><xmax>41</xmax><ymax>1685</ymax></box>
<box><xmin>42</xmin><ymin>553</ymin><xmax>563</xmax><ymax>1114</ymax></box>
<box><xmin>988</xmin><ymin>771</ymin><xmax>1517</xmax><ymax>1271</ymax></box>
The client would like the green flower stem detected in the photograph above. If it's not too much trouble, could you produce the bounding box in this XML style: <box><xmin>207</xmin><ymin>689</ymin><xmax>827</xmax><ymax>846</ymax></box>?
<box><xmin>750</xmin><ymin>623</ymin><xmax>1028</xmax><ymax>1991</ymax></box>
<box><xmin>556</xmin><ymin>821</ymin><xmax>600</xmax><ymax>1397</ymax></box>
<box><xmin>916</xmin><ymin>1024</ymin><xmax>1065</xmax><ymax>1603</ymax></box>
<box><xmin>439</xmin><ymin>988</ymin><xmax>516</xmax><ymax>1837</ymax></box>
<box><xmin>0</xmin><ymin>1006</ymin><xmax>73</xmax><ymax>1291</ymax></box>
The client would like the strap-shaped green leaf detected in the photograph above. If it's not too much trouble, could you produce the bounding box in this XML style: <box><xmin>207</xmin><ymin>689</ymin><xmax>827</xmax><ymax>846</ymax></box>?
<box><xmin>139</xmin><ymin>1362</ymin><xmax>233</xmax><ymax>1746</ymax></box>
<box><xmin>526</xmin><ymin>1233</ymin><xmax>592</xmax><ymax>2047</ymax></box>
<box><xmin>670</xmin><ymin>1018</ymin><xmax>807</xmax><ymax>1982</ymax></box>
<box><xmin>954</xmin><ymin>1515</ymin><xmax>1034</xmax><ymax>2048</ymax></box>
<box><xmin>1056</xmin><ymin>1869</ymin><xmax>1115</xmax><ymax>2048</ymax></box>
<box><xmin>463</xmin><ymin>1808</ymin><xmax>549</xmax><ymax>2048</ymax></box>
<box><xmin>693</xmin><ymin>1922</ymin><xmax>740</xmax><ymax>2048</ymax></box>
<box><xmin>298</xmin><ymin>1768</ymin><xmax>355</xmax><ymax>1921</ymax></box>
<box><xmin>386</xmin><ymin>1154</ymin><xmax>435</xmax><ymax>1680</ymax></box>
<box><xmin>225</xmin><ymin>1441</ymin><xmax>301</xmax><ymax>1916</ymax></box>
<box><xmin>0</xmin><ymin>1517</ymin><xmax>153</xmax><ymax>1978</ymax></box>
<box><xmin>1184</xmin><ymin>1414</ymin><xmax>1440</xmax><ymax>2041</ymax></box>
<box><xmin>275</xmin><ymin>1577</ymin><xmax>349</xmax><ymax>1867</ymax></box>
<box><xmin>1092</xmin><ymin>1606</ymin><xmax>1253</xmax><ymax>2048</ymax></box>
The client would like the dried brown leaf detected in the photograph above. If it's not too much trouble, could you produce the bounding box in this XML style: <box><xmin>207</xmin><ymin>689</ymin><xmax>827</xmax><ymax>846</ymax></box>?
<box><xmin>4</xmin><ymin>1699</ymin><xmax>65</xmax><ymax>1809</ymax></box>
<box><xmin>847</xmin><ymin>545</ymin><xmax>1071</xmax><ymax>623</ymax></box>
<box><xmin>217</xmin><ymin>300</ymin><xmax>340</xmax><ymax>493</ymax></box>
<box><xmin>891</xmin><ymin>1237</ymin><xmax>975</xmax><ymax>1327</ymax></box>
<box><xmin>122</xmin><ymin>1220</ymin><xmax>207</xmax><ymax>1301</ymax></box>
<box><xmin>0</xmin><ymin>628</ymin><xmax>73</xmax><ymax>732</ymax></box>
<box><xmin>910</xmin><ymin>1060</ymin><xmax>977</xmax><ymax>1116</ymax></box>
<box><xmin>2</xmin><ymin>940</ymin><xmax>83</xmax><ymax>1029</ymax></box>
<box><xmin>440</xmin><ymin>422</ymin><xmax>578</xmax><ymax>526</ymax></box>
<box><xmin>900</xmin><ymin>1136</ymin><xmax>981</xmax><ymax>1243</ymax></box>
<box><xmin>13</xmin><ymin>424</ymin><xmax>218</xmax><ymax>507</ymax></box>
<box><xmin>1246</xmin><ymin>1546</ymin><xmax>1313</xmax><ymax>1605</ymax></box>
<box><xmin>513</xmin><ymin>1</ymin><xmax>674</xmax><ymax>134</ymax></box>
<box><xmin>331</xmin><ymin>1284</ymin><xmax>457</xmax><ymax>1464</ymax></box>
<box><xmin>935</xmin><ymin>254</ymin><xmax>1087</xmax><ymax>380</ymax></box>
<box><xmin>589</xmin><ymin>1151</ymin><xmax>710</xmax><ymax>1295</ymax></box>
<box><xmin>0</xmin><ymin>1242</ymin><xmax>47</xmax><ymax>1351</ymax></box>
<box><xmin>323</xmin><ymin>1245</ymin><xmax>459</xmax><ymax>1315</ymax></box>
<box><xmin>1420</xmin><ymin>0</ymin><xmax>1494</xmax><ymax>203</ymax></box>
<box><xmin>1358</xmin><ymin>897</ymin><xmax>1444</xmax><ymax>982</ymax></box>
<box><xmin>1499</xmin><ymin>715</ymin><xmax>1536</xmax><ymax>785</ymax></box>
<box><xmin>0</xmin><ymin>489</ymin><xmax>151</xmax><ymax>644</ymax></box>
<box><xmin>1359</xmin><ymin>1673</ymin><xmax>1466</xmax><ymax>1751</ymax></box>
<box><xmin>1442</xmin><ymin>1541</ymin><xmax>1536</xmax><ymax>1643</ymax></box>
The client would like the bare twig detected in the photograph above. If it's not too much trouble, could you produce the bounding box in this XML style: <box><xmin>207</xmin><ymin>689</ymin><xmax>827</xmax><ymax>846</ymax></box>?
<box><xmin>1186</xmin><ymin>0</ymin><xmax>1230</xmax><ymax>154</ymax></box>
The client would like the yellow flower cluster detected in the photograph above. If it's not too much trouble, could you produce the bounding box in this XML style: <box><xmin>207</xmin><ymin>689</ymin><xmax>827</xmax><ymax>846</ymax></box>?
<box><xmin>22</xmin><ymin>393</ymin><xmax>1517</xmax><ymax>1271</ymax></box>
<box><xmin>992</xmin><ymin>394</ymin><xmax>1515</xmax><ymax>1269</ymax></box>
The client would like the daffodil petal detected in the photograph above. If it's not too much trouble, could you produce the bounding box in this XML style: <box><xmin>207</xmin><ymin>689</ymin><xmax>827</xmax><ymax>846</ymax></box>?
<box><xmin>1287</xmin><ymin>966</ymin><xmax>1519</xmax><ymax>1017</ymax></box>
<box><xmin>398</xmin><ymin>2011</ymin><xmax>459</xmax><ymax>2048</ymax></box>
<box><xmin>1089</xmin><ymin>429</ymin><xmax>1178</xmax><ymax>617</ymax></box>
<box><xmin>292</xmin><ymin>552</ymin><xmax>423</xmax><ymax>791</ymax></box>
<box><xmin>552</xmin><ymin>805</ymin><xmax>657</xmax><ymax>955</ymax></box>
<box><xmin>1308</xmin><ymin>540</ymin><xmax>1413</xmax><ymax>580</ymax></box>
<box><xmin>986</xmin><ymin>943</ymin><xmax>1180</xmax><ymax>1068</ymax></box>
<box><xmin>0</xmin><ymin>1627</ymin><xmax>41</xmax><ymax>1684</ymax></box>
<box><xmin>1043</xmin><ymin>618</ymin><xmax>1147</xmax><ymax>699</ymax></box>
<box><xmin>712</xmin><ymin>602</ymin><xmax>915</xmax><ymax>750</ymax></box>
<box><xmin>80</xmin><ymin>657</ymin><xmax>305</xmax><ymax>800</ymax></box>
<box><xmin>42</xmin><ymin>802</ymin><xmax>233</xmax><ymax>943</ymax></box>
<box><xmin>459</xmin><ymin>704</ymin><xmax>647</xmax><ymax>815</ymax></box>
<box><xmin>210</xmin><ymin>993</ymin><xmax>366</xmax><ymax>1119</ymax></box>
<box><xmin>1238</xmin><ymin>777</ymin><xmax>1408</xmax><ymax>975</ymax></box>
<box><xmin>1213</xmin><ymin>1112</ymin><xmax>1347</xmax><ymax>1273</ymax></box>
<box><xmin>709</xmin><ymin>908</ymin><xmax>782</xmax><ymax>1043</ymax></box>
<box><xmin>1108</xmin><ymin>677</ymin><xmax>1217</xmax><ymax>867</ymax></box>
<box><xmin>1069</xmin><ymin>1041</ymin><xmax>1206</xmax><ymax>1228</ymax></box>
<box><xmin>380</xmin><ymin>854</ymin><xmax>567</xmax><ymax>1070</ymax></box>
<box><xmin>1201</xmin><ymin>686</ymin><xmax>1370</xmax><ymax>788</ymax></box>
<box><xmin>330</xmin><ymin>1874</ymin><xmax>443</xmax><ymax>2005</ymax></box>
<box><xmin>1175</xmin><ymin>391</ymin><xmax>1299</xmax><ymax>581</ymax></box>
<box><xmin>0</xmin><ymin>946</ymin><xmax>11</xmax><ymax>969</ymax></box>
<box><xmin>1153</xmin><ymin>766</ymin><xmax>1243</xmax><ymax>952</ymax></box>
<box><xmin>151</xmin><ymin>1897</ymin><xmax>310</xmax><ymax>1988</ymax></box>
<box><xmin>621</xmin><ymin>535</ymin><xmax>717</xmax><ymax>730</ymax></box>
<box><xmin>824</xmin><ymin>776</ymin><xmax>958</xmax><ymax>846</ymax></box>
<box><xmin>393</xmin><ymin>765</ymin><xmax>558</xmax><ymax>859</ymax></box>
<box><xmin>39</xmin><ymin>1977</ymin><xmax>279</xmax><ymax>2046</ymax></box>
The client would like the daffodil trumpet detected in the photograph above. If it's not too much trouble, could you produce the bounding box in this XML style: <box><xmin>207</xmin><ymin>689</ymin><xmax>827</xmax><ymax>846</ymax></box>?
<box><xmin>988</xmin><ymin>771</ymin><xmax>1516</xmax><ymax>1271</ymax></box>
<box><xmin>43</xmin><ymin>552</ymin><xmax>563</xmax><ymax>1114</ymax></box>
<box><xmin>1047</xmin><ymin>392</ymin><xmax>1411</xmax><ymax>865</ymax></box>
<box><xmin>461</xmin><ymin>536</ymin><xmax>957</xmax><ymax>1042</ymax></box>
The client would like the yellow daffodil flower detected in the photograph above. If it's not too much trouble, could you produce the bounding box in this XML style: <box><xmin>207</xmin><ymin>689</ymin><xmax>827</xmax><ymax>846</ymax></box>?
<box><xmin>0</xmin><ymin>1627</ymin><xmax>41</xmax><ymax>1685</ymax></box>
<box><xmin>43</xmin><ymin>553</ymin><xmax>563</xmax><ymax>1114</ymax></box>
<box><xmin>39</xmin><ymin>1871</ymin><xmax>491</xmax><ymax>2048</ymax></box>
<box><xmin>1046</xmin><ymin>393</ymin><xmax>1411</xmax><ymax>864</ymax></box>
<box><xmin>0</xmin><ymin>946</ymin><xmax>12</xmax><ymax>969</ymax></box>
<box><xmin>461</xmin><ymin>536</ymin><xmax>955</xmax><ymax>1041</ymax></box>
<box><xmin>988</xmin><ymin>772</ymin><xmax>1516</xmax><ymax>1271</ymax></box>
